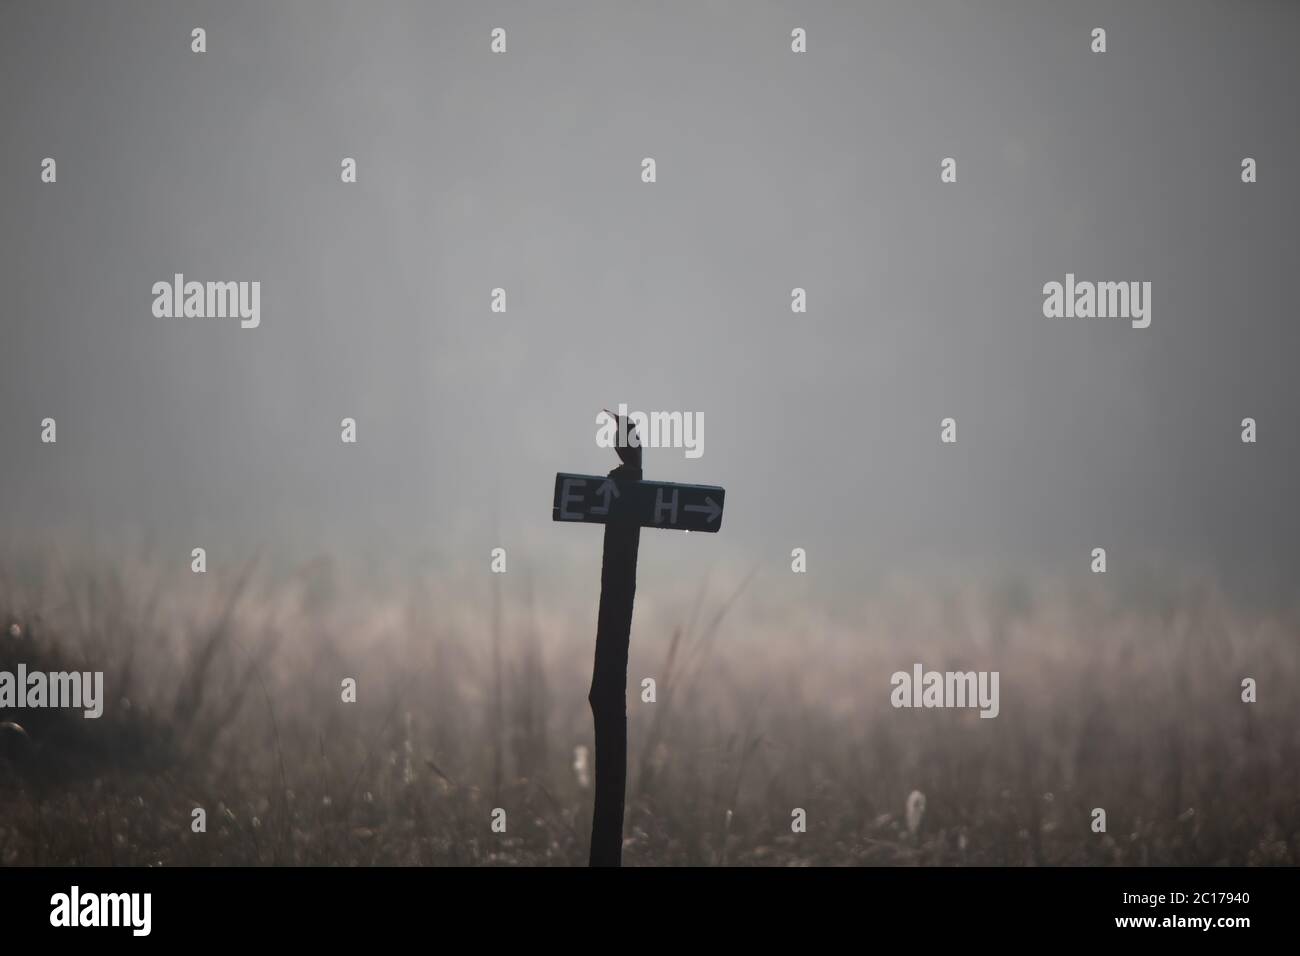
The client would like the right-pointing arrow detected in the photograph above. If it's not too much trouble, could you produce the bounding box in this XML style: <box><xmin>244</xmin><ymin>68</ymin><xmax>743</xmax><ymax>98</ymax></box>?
<box><xmin>684</xmin><ymin>496</ymin><xmax>722</xmax><ymax>524</ymax></box>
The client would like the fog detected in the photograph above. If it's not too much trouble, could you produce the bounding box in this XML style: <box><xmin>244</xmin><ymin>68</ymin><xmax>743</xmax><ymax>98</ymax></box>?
<box><xmin>3</xmin><ymin>0</ymin><xmax>1298</xmax><ymax>604</ymax></box>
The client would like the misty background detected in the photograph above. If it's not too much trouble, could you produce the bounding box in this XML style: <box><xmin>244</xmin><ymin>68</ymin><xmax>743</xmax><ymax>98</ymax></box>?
<box><xmin>2</xmin><ymin>0</ymin><xmax>1298</xmax><ymax>610</ymax></box>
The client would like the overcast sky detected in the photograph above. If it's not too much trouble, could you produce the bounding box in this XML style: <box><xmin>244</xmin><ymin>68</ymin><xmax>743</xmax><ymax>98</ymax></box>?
<box><xmin>2</xmin><ymin>1</ymin><xmax>1297</xmax><ymax>601</ymax></box>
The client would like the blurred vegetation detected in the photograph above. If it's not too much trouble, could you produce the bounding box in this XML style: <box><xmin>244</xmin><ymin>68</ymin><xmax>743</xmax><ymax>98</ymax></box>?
<box><xmin>1</xmin><ymin>548</ymin><xmax>1297</xmax><ymax>866</ymax></box>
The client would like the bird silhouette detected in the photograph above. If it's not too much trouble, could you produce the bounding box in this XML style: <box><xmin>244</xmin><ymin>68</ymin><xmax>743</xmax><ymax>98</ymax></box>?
<box><xmin>603</xmin><ymin>408</ymin><xmax>643</xmax><ymax>473</ymax></box>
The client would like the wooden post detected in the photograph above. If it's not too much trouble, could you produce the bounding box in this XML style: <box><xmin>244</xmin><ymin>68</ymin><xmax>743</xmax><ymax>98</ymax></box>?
<box><xmin>587</xmin><ymin>463</ymin><xmax>641</xmax><ymax>867</ymax></box>
<box><xmin>552</xmin><ymin>431</ymin><xmax>724</xmax><ymax>867</ymax></box>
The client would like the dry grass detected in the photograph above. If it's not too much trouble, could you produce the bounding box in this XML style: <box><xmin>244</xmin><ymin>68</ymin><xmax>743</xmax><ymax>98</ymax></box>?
<box><xmin>1</xmin><ymin>548</ymin><xmax>1297</xmax><ymax>866</ymax></box>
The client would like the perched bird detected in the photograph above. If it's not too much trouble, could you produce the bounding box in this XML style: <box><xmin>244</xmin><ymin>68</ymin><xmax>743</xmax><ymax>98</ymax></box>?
<box><xmin>603</xmin><ymin>408</ymin><xmax>643</xmax><ymax>471</ymax></box>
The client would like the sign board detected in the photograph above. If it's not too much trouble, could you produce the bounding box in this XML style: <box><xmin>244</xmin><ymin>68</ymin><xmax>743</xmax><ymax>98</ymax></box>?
<box><xmin>552</xmin><ymin>472</ymin><xmax>725</xmax><ymax>533</ymax></box>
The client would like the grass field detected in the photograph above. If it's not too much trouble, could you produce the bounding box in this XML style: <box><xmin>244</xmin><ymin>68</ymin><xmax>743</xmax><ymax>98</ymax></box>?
<box><xmin>1</xmin><ymin>548</ymin><xmax>1296</xmax><ymax>866</ymax></box>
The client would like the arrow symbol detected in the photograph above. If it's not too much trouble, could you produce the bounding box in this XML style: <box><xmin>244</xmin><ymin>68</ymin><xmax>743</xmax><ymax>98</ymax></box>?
<box><xmin>684</xmin><ymin>497</ymin><xmax>722</xmax><ymax>524</ymax></box>
<box><xmin>589</xmin><ymin>479</ymin><xmax>621</xmax><ymax>515</ymax></box>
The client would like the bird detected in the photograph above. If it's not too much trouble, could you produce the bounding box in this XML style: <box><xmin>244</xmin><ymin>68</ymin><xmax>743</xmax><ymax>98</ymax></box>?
<box><xmin>603</xmin><ymin>408</ymin><xmax>643</xmax><ymax>472</ymax></box>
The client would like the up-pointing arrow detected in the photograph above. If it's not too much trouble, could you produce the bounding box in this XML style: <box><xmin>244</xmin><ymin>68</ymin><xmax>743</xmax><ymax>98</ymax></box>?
<box><xmin>589</xmin><ymin>479</ymin><xmax>620</xmax><ymax>515</ymax></box>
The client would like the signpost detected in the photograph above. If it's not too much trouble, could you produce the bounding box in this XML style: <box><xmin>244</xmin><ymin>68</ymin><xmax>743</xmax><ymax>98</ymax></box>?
<box><xmin>552</xmin><ymin>473</ymin><xmax>725</xmax><ymax>533</ymax></box>
<box><xmin>553</xmin><ymin>452</ymin><xmax>725</xmax><ymax>867</ymax></box>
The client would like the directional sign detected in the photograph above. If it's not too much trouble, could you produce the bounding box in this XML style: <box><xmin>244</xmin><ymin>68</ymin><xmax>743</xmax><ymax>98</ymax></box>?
<box><xmin>552</xmin><ymin>472</ymin><xmax>726</xmax><ymax>533</ymax></box>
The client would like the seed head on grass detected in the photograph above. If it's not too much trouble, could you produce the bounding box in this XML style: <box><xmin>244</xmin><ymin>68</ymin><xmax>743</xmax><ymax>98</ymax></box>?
<box><xmin>906</xmin><ymin>790</ymin><xmax>926</xmax><ymax>836</ymax></box>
